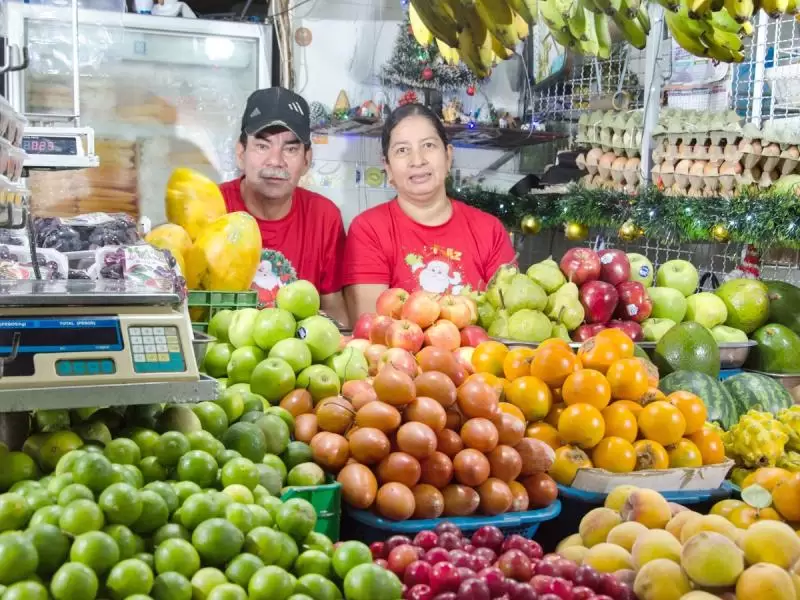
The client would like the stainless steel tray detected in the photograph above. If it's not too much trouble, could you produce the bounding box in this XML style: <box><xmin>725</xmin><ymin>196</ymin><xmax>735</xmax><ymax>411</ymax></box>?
<box><xmin>191</xmin><ymin>331</ymin><xmax>216</xmax><ymax>366</ymax></box>
<box><xmin>744</xmin><ymin>369</ymin><xmax>800</xmax><ymax>392</ymax></box>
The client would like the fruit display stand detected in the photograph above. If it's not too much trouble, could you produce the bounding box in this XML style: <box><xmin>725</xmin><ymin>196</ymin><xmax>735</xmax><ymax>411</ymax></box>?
<box><xmin>187</xmin><ymin>290</ymin><xmax>260</xmax><ymax>335</ymax></box>
<box><xmin>280</xmin><ymin>476</ymin><xmax>342</xmax><ymax>542</ymax></box>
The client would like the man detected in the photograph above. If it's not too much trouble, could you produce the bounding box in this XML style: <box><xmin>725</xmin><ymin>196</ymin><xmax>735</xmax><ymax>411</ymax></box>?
<box><xmin>220</xmin><ymin>87</ymin><xmax>349</xmax><ymax>326</ymax></box>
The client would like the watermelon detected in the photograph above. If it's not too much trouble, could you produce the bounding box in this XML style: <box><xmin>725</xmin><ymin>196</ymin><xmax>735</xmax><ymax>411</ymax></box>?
<box><xmin>723</xmin><ymin>372</ymin><xmax>794</xmax><ymax>418</ymax></box>
<box><xmin>658</xmin><ymin>370</ymin><xmax>736</xmax><ymax>430</ymax></box>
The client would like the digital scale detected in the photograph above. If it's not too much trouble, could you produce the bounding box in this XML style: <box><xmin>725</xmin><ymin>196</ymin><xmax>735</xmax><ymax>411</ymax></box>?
<box><xmin>21</xmin><ymin>126</ymin><xmax>99</xmax><ymax>171</ymax></box>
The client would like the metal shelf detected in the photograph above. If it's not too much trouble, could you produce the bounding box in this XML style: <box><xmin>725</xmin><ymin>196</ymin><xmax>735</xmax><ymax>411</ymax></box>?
<box><xmin>0</xmin><ymin>374</ymin><xmax>219</xmax><ymax>413</ymax></box>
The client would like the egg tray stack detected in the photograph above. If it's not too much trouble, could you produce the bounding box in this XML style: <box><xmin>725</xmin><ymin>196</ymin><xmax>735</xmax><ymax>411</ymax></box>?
<box><xmin>650</xmin><ymin>109</ymin><xmax>800</xmax><ymax>197</ymax></box>
<box><xmin>574</xmin><ymin>109</ymin><xmax>644</xmax><ymax>193</ymax></box>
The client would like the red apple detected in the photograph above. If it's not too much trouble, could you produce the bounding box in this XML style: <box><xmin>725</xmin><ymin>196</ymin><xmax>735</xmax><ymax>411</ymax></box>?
<box><xmin>365</xmin><ymin>343</ymin><xmax>387</xmax><ymax>376</ymax></box>
<box><xmin>346</xmin><ymin>338</ymin><xmax>371</xmax><ymax>353</ymax></box>
<box><xmin>353</xmin><ymin>312</ymin><xmax>377</xmax><ymax>339</ymax></box>
<box><xmin>402</xmin><ymin>291</ymin><xmax>441</xmax><ymax>329</ymax></box>
<box><xmin>386</xmin><ymin>319</ymin><xmax>425</xmax><ymax>352</ymax></box>
<box><xmin>559</xmin><ymin>248</ymin><xmax>601</xmax><ymax>286</ymax></box>
<box><xmin>572</xmin><ymin>323</ymin><xmax>606</xmax><ymax>342</ymax></box>
<box><xmin>453</xmin><ymin>296</ymin><xmax>479</xmax><ymax>325</ymax></box>
<box><xmin>370</xmin><ymin>315</ymin><xmax>395</xmax><ymax>344</ymax></box>
<box><xmin>405</xmin><ymin>561</ymin><xmax>433</xmax><ymax>587</ymax></box>
<box><xmin>453</xmin><ymin>347</ymin><xmax>475</xmax><ymax>376</ymax></box>
<box><xmin>438</xmin><ymin>295</ymin><xmax>472</xmax><ymax>329</ymax></box>
<box><xmin>615</xmin><ymin>281</ymin><xmax>653</xmax><ymax>323</ymax></box>
<box><xmin>460</xmin><ymin>325</ymin><xmax>489</xmax><ymax>348</ymax></box>
<box><xmin>607</xmin><ymin>319</ymin><xmax>644</xmax><ymax>342</ymax></box>
<box><xmin>377</xmin><ymin>288</ymin><xmax>409</xmax><ymax>318</ymax></box>
<box><xmin>380</xmin><ymin>347</ymin><xmax>419</xmax><ymax>378</ymax></box>
<box><xmin>496</xmin><ymin>550</ymin><xmax>532</xmax><ymax>582</ymax></box>
<box><xmin>597</xmin><ymin>249</ymin><xmax>631</xmax><ymax>286</ymax></box>
<box><xmin>580</xmin><ymin>281</ymin><xmax>619</xmax><ymax>324</ymax></box>
<box><xmin>424</xmin><ymin>320</ymin><xmax>461</xmax><ymax>351</ymax></box>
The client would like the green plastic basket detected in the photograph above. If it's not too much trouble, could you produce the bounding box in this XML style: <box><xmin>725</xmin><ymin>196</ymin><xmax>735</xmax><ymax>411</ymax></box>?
<box><xmin>188</xmin><ymin>290</ymin><xmax>259</xmax><ymax>333</ymax></box>
<box><xmin>281</xmin><ymin>478</ymin><xmax>342</xmax><ymax>542</ymax></box>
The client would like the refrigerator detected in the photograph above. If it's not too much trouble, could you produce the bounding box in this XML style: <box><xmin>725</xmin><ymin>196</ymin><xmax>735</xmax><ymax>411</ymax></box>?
<box><xmin>4</xmin><ymin>4</ymin><xmax>271</xmax><ymax>224</ymax></box>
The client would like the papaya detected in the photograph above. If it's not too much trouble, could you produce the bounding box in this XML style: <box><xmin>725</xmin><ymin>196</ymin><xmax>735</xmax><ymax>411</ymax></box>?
<box><xmin>185</xmin><ymin>212</ymin><xmax>261</xmax><ymax>292</ymax></box>
<box><xmin>165</xmin><ymin>167</ymin><xmax>227</xmax><ymax>241</ymax></box>
<box><xmin>765</xmin><ymin>280</ymin><xmax>800</xmax><ymax>336</ymax></box>
<box><xmin>145</xmin><ymin>223</ymin><xmax>193</xmax><ymax>275</ymax></box>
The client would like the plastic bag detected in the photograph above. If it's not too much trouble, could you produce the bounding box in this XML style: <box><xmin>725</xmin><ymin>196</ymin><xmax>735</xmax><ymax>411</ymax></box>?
<box><xmin>91</xmin><ymin>245</ymin><xmax>186</xmax><ymax>300</ymax></box>
<box><xmin>0</xmin><ymin>245</ymin><xmax>69</xmax><ymax>280</ymax></box>
<box><xmin>34</xmin><ymin>212</ymin><xmax>141</xmax><ymax>252</ymax></box>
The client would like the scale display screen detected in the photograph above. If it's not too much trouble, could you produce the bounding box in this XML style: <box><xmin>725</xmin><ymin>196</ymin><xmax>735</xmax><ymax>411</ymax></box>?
<box><xmin>21</xmin><ymin>136</ymin><xmax>79</xmax><ymax>156</ymax></box>
<box><xmin>0</xmin><ymin>317</ymin><xmax>123</xmax><ymax>353</ymax></box>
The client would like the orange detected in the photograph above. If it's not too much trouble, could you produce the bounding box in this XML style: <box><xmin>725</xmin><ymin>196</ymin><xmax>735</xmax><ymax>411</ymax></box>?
<box><xmin>638</xmin><ymin>400</ymin><xmax>686</xmax><ymax>447</ymax></box>
<box><xmin>544</xmin><ymin>403</ymin><xmax>567</xmax><ymax>428</ymax></box>
<box><xmin>596</xmin><ymin>328</ymin><xmax>635</xmax><ymax>357</ymax></box>
<box><xmin>667</xmin><ymin>391</ymin><xmax>708</xmax><ymax>435</ymax></box>
<box><xmin>773</xmin><ymin>474</ymin><xmax>800</xmax><ymax>521</ymax></box>
<box><xmin>467</xmin><ymin>373</ymin><xmax>506</xmax><ymax>401</ymax></box>
<box><xmin>530</xmin><ymin>346</ymin><xmax>582</xmax><ymax>389</ymax></box>
<box><xmin>503</xmin><ymin>348</ymin><xmax>536</xmax><ymax>380</ymax></box>
<box><xmin>687</xmin><ymin>428</ymin><xmax>725</xmax><ymax>465</ymax></box>
<box><xmin>576</xmin><ymin>337</ymin><xmax>620</xmax><ymax>374</ymax></box>
<box><xmin>741</xmin><ymin>467</ymin><xmax>793</xmax><ymax>492</ymax></box>
<box><xmin>471</xmin><ymin>341</ymin><xmax>509</xmax><ymax>377</ymax></box>
<box><xmin>505</xmin><ymin>376</ymin><xmax>552</xmax><ymax>422</ymax></box>
<box><xmin>667</xmin><ymin>438</ymin><xmax>702</xmax><ymax>468</ymax></box>
<box><xmin>639</xmin><ymin>387</ymin><xmax>666</xmax><ymax>406</ymax></box>
<box><xmin>633</xmin><ymin>440</ymin><xmax>669</xmax><ymax>470</ymax></box>
<box><xmin>591</xmin><ymin>437</ymin><xmax>637</xmax><ymax>473</ymax></box>
<box><xmin>729</xmin><ymin>506</ymin><xmax>783</xmax><ymax>528</ymax></box>
<box><xmin>637</xmin><ymin>358</ymin><xmax>660</xmax><ymax>387</ymax></box>
<box><xmin>561</xmin><ymin>369</ymin><xmax>611</xmax><ymax>410</ymax></box>
<box><xmin>601</xmin><ymin>404</ymin><xmax>638</xmax><ymax>443</ymax></box>
<box><xmin>612</xmin><ymin>400</ymin><xmax>644</xmax><ymax>417</ymax></box>
<box><xmin>538</xmin><ymin>338</ymin><xmax>573</xmax><ymax>353</ymax></box>
<box><xmin>498</xmin><ymin>402</ymin><xmax>526</xmax><ymax>423</ymax></box>
<box><xmin>550</xmin><ymin>445</ymin><xmax>593</xmax><ymax>486</ymax></box>
<box><xmin>557</xmin><ymin>403</ymin><xmax>605</xmax><ymax>450</ymax></box>
<box><xmin>525</xmin><ymin>422</ymin><xmax>561</xmax><ymax>450</ymax></box>
<box><xmin>605</xmin><ymin>358</ymin><xmax>649</xmax><ymax>401</ymax></box>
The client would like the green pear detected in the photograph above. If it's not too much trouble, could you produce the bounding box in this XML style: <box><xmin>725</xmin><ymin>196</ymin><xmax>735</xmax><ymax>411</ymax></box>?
<box><xmin>546</xmin><ymin>283</ymin><xmax>580</xmax><ymax>321</ymax></box>
<box><xmin>507</xmin><ymin>309</ymin><xmax>552</xmax><ymax>343</ymax></box>
<box><xmin>557</xmin><ymin>302</ymin><xmax>585</xmax><ymax>331</ymax></box>
<box><xmin>551</xmin><ymin>323</ymin><xmax>571</xmax><ymax>341</ymax></box>
<box><xmin>486</xmin><ymin>264</ymin><xmax>519</xmax><ymax>308</ymax></box>
<box><xmin>504</xmin><ymin>274</ymin><xmax>547</xmax><ymax>314</ymax></box>
<box><xmin>478</xmin><ymin>302</ymin><xmax>497</xmax><ymax>330</ymax></box>
<box><xmin>487</xmin><ymin>309</ymin><xmax>510</xmax><ymax>338</ymax></box>
<box><xmin>527</xmin><ymin>261</ymin><xmax>566</xmax><ymax>294</ymax></box>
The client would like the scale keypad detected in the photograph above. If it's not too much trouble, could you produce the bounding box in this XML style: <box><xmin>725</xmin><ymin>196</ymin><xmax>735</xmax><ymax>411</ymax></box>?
<box><xmin>128</xmin><ymin>326</ymin><xmax>186</xmax><ymax>373</ymax></box>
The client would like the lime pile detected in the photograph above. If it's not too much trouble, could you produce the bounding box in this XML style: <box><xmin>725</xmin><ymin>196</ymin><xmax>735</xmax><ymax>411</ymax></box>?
<box><xmin>0</xmin><ymin>444</ymin><xmax>402</xmax><ymax>599</ymax></box>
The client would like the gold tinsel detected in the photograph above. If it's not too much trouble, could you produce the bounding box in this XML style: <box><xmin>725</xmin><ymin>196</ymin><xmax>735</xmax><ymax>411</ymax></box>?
<box><xmin>564</xmin><ymin>221</ymin><xmax>589</xmax><ymax>241</ymax></box>
<box><xmin>712</xmin><ymin>224</ymin><xmax>730</xmax><ymax>242</ymax></box>
<box><xmin>618</xmin><ymin>220</ymin><xmax>642</xmax><ymax>242</ymax></box>
<box><xmin>520</xmin><ymin>214</ymin><xmax>542</xmax><ymax>235</ymax></box>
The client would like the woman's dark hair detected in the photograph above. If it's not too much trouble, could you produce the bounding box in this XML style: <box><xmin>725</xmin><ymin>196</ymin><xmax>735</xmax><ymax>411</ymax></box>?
<box><xmin>381</xmin><ymin>103</ymin><xmax>449</xmax><ymax>159</ymax></box>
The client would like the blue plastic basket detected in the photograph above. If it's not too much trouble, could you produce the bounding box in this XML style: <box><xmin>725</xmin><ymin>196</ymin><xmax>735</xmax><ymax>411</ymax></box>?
<box><xmin>343</xmin><ymin>501</ymin><xmax>562</xmax><ymax>544</ymax></box>
<box><xmin>556</xmin><ymin>481</ymin><xmax>735</xmax><ymax>505</ymax></box>
<box><xmin>719</xmin><ymin>369</ymin><xmax>743</xmax><ymax>381</ymax></box>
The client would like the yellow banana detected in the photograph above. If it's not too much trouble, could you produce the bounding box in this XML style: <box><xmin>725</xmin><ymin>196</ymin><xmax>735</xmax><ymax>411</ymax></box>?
<box><xmin>724</xmin><ymin>0</ymin><xmax>756</xmax><ymax>21</ymax></box>
<box><xmin>462</xmin><ymin>9</ymin><xmax>495</xmax><ymax>71</ymax></box>
<box><xmin>786</xmin><ymin>0</ymin><xmax>798</xmax><ymax>14</ymax></box>
<box><xmin>507</xmin><ymin>0</ymin><xmax>539</xmax><ymax>23</ymax></box>
<box><xmin>578</xmin><ymin>3</ymin><xmax>600</xmax><ymax>54</ymax></box>
<box><xmin>701</xmin><ymin>27</ymin><xmax>744</xmax><ymax>62</ymax></box>
<box><xmin>436</xmin><ymin>38</ymin><xmax>458</xmax><ymax>65</ymax></box>
<box><xmin>654</xmin><ymin>0</ymin><xmax>681</xmax><ymax>12</ymax></box>
<box><xmin>706</xmin><ymin>6</ymin><xmax>745</xmax><ymax>32</ymax></box>
<box><xmin>610</xmin><ymin>0</ymin><xmax>647</xmax><ymax>47</ymax></box>
<box><xmin>492</xmin><ymin>35</ymin><xmax>515</xmax><ymax>58</ymax></box>
<box><xmin>409</xmin><ymin>0</ymin><xmax>460</xmax><ymax>47</ymax></box>
<box><xmin>665</xmin><ymin>8</ymin><xmax>710</xmax><ymax>56</ymax></box>
<box><xmin>540</xmin><ymin>0</ymin><xmax>571</xmax><ymax>31</ymax></box>
<box><xmin>761</xmin><ymin>0</ymin><xmax>789</xmax><ymax>16</ymax></box>
<box><xmin>608</xmin><ymin>0</ymin><xmax>637</xmax><ymax>19</ymax></box>
<box><xmin>409</xmin><ymin>4</ymin><xmax>434</xmax><ymax>47</ymax></box>
<box><xmin>475</xmin><ymin>0</ymin><xmax>520</xmax><ymax>49</ymax></box>
<box><xmin>568</xmin><ymin>0</ymin><xmax>590</xmax><ymax>40</ymax></box>
<box><xmin>546</xmin><ymin>23</ymin><xmax>581</xmax><ymax>48</ymax></box>
<box><xmin>636</xmin><ymin>3</ymin><xmax>651</xmax><ymax>32</ymax></box>
<box><xmin>594</xmin><ymin>12</ymin><xmax>612</xmax><ymax>58</ymax></box>
<box><xmin>513</xmin><ymin>11</ymin><xmax>531</xmax><ymax>39</ymax></box>
<box><xmin>458</xmin><ymin>30</ymin><xmax>492</xmax><ymax>76</ymax></box>
<box><xmin>688</xmin><ymin>0</ymin><xmax>714</xmax><ymax>18</ymax></box>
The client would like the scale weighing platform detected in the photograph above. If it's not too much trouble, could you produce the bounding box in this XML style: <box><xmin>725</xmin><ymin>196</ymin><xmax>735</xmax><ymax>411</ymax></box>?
<box><xmin>0</xmin><ymin>280</ymin><xmax>218</xmax><ymax>412</ymax></box>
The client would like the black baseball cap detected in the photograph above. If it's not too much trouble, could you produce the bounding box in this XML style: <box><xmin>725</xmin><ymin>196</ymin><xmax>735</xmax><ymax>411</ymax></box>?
<box><xmin>241</xmin><ymin>87</ymin><xmax>311</xmax><ymax>145</ymax></box>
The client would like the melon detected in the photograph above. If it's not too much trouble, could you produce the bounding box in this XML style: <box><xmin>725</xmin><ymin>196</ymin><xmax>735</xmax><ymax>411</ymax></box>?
<box><xmin>185</xmin><ymin>212</ymin><xmax>262</xmax><ymax>292</ymax></box>
<box><xmin>165</xmin><ymin>167</ymin><xmax>227</xmax><ymax>241</ymax></box>
<box><xmin>659</xmin><ymin>370</ymin><xmax>735</xmax><ymax>429</ymax></box>
<box><xmin>723</xmin><ymin>372</ymin><xmax>794</xmax><ymax>418</ymax></box>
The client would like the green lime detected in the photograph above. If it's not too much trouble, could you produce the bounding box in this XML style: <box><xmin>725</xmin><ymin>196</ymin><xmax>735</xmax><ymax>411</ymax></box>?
<box><xmin>295</xmin><ymin>573</ymin><xmax>341</xmax><ymax>600</ymax></box>
<box><xmin>343</xmin><ymin>563</ymin><xmax>402</xmax><ymax>600</ymax></box>
<box><xmin>139</xmin><ymin>456</ymin><xmax>169</xmax><ymax>484</ymax></box>
<box><xmin>4</xmin><ymin>580</ymin><xmax>49</xmax><ymax>600</ymax></box>
<box><xmin>252</xmin><ymin>485</ymin><xmax>270</xmax><ymax>505</ymax></box>
<box><xmin>29</xmin><ymin>504</ymin><xmax>62</xmax><ymax>528</ymax></box>
<box><xmin>216</xmin><ymin>389</ymin><xmax>245</xmax><ymax>423</ymax></box>
<box><xmin>178</xmin><ymin>493</ymin><xmax>217</xmax><ymax>530</ymax></box>
<box><xmin>54</xmin><ymin>450</ymin><xmax>86</xmax><ymax>476</ymax></box>
<box><xmin>106</xmin><ymin>558</ymin><xmax>154</xmax><ymax>599</ymax></box>
<box><xmin>70</xmin><ymin>530</ymin><xmax>120</xmax><ymax>575</ymax></box>
<box><xmin>0</xmin><ymin>533</ymin><xmax>38</xmax><ymax>585</ymax></box>
<box><xmin>224</xmin><ymin>553</ymin><xmax>263</xmax><ymax>588</ymax></box>
<box><xmin>104</xmin><ymin>524</ymin><xmax>138</xmax><ymax>559</ymax></box>
<box><xmin>260</xmin><ymin>495</ymin><xmax>283</xmax><ymax>519</ymax></box>
<box><xmin>130</xmin><ymin>428</ymin><xmax>161</xmax><ymax>458</ymax></box>
<box><xmin>39</xmin><ymin>431</ymin><xmax>84</xmax><ymax>472</ymax></box>
<box><xmin>172</xmin><ymin>481</ymin><xmax>203</xmax><ymax>504</ymax></box>
<box><xmin>57</xmin><ymin>483</ymin><xmax>93</xmax><ymax>506</ymax></box>
<box><xmin>266</xmin><ymin>407</ymin><xmax>296</xmax><ymax>437</ymax></box>
<box><xmin>287</xmin><ymin>463</ymin><xmax>325</xmax><ymax>488</ymax></box>
<box><xmin>220</xmin><ymin>458</ymin><xmax>259</xmax><ymax>491</ymax></box>
<box><xmin>131</xmin><ymin>490</ymin><xmax>169</xmax><ymax>535</ymax></box>
<box><xmin>155</xmin><ymin>432</ymin><xmax>191</xmax><ymax>468</ymax></box>
<box><xmin>224</xmin><ymin>503</ymin><xmax>255</xmax><ymax>534</ymax></box>
<box><xmin>71</xmin><ymin>453</ymin><xmax>114</xmax><ymax>494</ymax></box>
<box><xmin>47</xmin><ymin>473</ymin><xmax>74</xmax><ymax>498</ymax></box>
<box><xmin>190</xmin><ymin>567</ymin><xmax>228</xmax><ymax>600</ymax></box>
<box><xmin>23</xmin><ymin>523</ymin><xmax>70</xmax><ymax>576</ymax></box>
<box><xmin>117</xmin><ymin>464</ymin><xmax>145</xmax><ymax>489</ymax></box>
<box><xmin>261</xmin><ymin>455</ymin><xmax>288</xmax><ymax>483</ymax></box>
<box><xmin>0</xmin><ymin>493</ymin><xmax>32</xmax><ymax>532</ymax></box>
<box><xmin>151</xmin><ymin>571</ymin><xmax>192</xmax><ymax>600</ymax></box>
<box><xmin>208</xmin><ymin>582</ymin><xmax>248</xmax><ymax>600</ymax></box>
<box><xmin>59</xmin><ymin>499</ymin><xmax>104</xmax><ymax>536</ymax></box>
<box><xmin>280</xmin><ymin>441</ymin><xmax>312</xmax><ymax>472</ymax></box>
<box><xmin>241</xmin><ymin>392</ymin><xmax>267</xmax><ymax>413</ymax></box>
<box><xmin>288</xmin><ymin>595</ymin><xmax>315</xmax><ymax>600</ymax></box>
<box><xmin>82</xmin><ymin>443</ymin><xmax>104</xmax><ymax>454</ymax></box>
<box><xmin>99</xmin><ymin>482</ymin><xmax>143</xmax><ymax>526</ymax></box>
<box><xmin>19</xmin><ymin>487</ymin><xmax>52</xmax><ymax>512</ymax></box>
<box><xmin>76</xmin><ymin>422</ymin><xmax>112</xmax><ymax>448</ymax></box>
<box><xmin>152</xmin><ymin>522</ymin><xmax>191</xmax><ymax>546</ymax></box>
<box><xmin>255</xmin><ymin>415</ymin><xmax>290</xmax><ymax>456</ymax></box>
<box><xmin>191</xmin><ymin>518</ymin><xmax>244</xmax><ymax>566</ymax></box>
<box><xmin>303</xmin><ymin>531</ymin><xmax>334</xmax><ymax>556</ymax></box>
<box><xmin>216</xmin><ymin>450</ymin><xmax>241</xmax><ymax>466</ymax></box>
<box><xmin>222</xmin><ymin>485</ymin><xmax>254</xmax><ymax>505</ymax></box>
<box><xmin>144</xmin><ymin>481</ymin><xmax>179</xmax><ymax>514</ymax></box>
<box><xmin>50</xmin><ymin>562</ymin><xmax>99</xmax><ymax>600</ymax></box>
<box><xmin>0</xmin><ymin>452</ymin><xmax>38</xmax><ymax>490</ymax></box>
<box><xmin>276</xmin><ymin>498</ymin><xmax>317</xmax><ymax>541</ymax></box>
<box><xmin>154</xmin><ymin>537</ymin><xmax>200</xmax><ymax>577</ymax></box>
<box><xmin>332</xmin><ymin>541</ymin><xmax>372</xmax><ymax>579</ymax></box>
<box><xmin>192</xmin><ymin>402</ymin><xmax>229</xmax><ymax>439</ymax></box>
<box><xmin>177</xmin><ymin>451</ymin><xmax>218</xmax><ymax>488</ymax></box>
<box><xmin>104</xmin><ymin>438</ymin><xmax>142</xmax><ymax>465</ymax></box>
<box><xmin>248</xmin><ymin>504</ymin><xmax>274</xmax><ymax>528</ymax></box>
<box><xmin>221</xmin><ymin>423</ymin><xmax>266</xmax><ymax>463</ymax></box>
<box><xmin>256</xmin><ymin>465</ymin><xmax>283</xmax><ymax>497</ymax></box>
<box><xmin>135</xmin><ymin>551</ymin><xmax>155</xmax><ymax>570</ymax></box>
<box><xmin>248</xmin><ymin>565</ymin><xmax>296</xmax><ymax>600</ymax></box>
<box><xmin>238</xmin><ymin>411</ymin><xmax>263</xmax><ymax>425</ymax></box>
<box><xmin>294</xmin><ymin>550</ymin><xmax>332</xmax><ymax>578</ymax></box>
<box><xmin>244</xmin><ymin>527</ymin><xmax>298</xmax><ymax>569</ymax></box>
<box><xmin>8</xmin><ymin>481</ymin><xmax>41</xmax><ymax>494</ymax></box>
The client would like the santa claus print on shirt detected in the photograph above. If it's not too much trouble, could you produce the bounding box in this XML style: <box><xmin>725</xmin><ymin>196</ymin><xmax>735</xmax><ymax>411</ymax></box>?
<box><xmin>405</xmin><ymin>245</ymin><xmax>465</xmax><ymax>295</ymax></box>
<box><xmin>251</xmin><ymin>248</ymin><xmax>298</xmax><ymax>306</ymax></box>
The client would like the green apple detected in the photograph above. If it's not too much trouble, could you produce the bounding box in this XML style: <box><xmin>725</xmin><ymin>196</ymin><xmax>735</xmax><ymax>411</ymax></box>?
<box><xmin>249</xmin><ymin>357</ymin><xmax>296</xmax><ymax>403</ymax></box>
<box><xmin>648</xmin><ymin>287</ymin><xmax>688</xmax><ymax>323</ymax></box>
<box><xmin>228</xmin><ymin>308</ymin><xmax>260</xmax><ymax>348</ymax></box>
<box><xmin>641</xmin><ymin>318</ymin><xmax>677</xmax><ymax>342</ymax></box>
<box><xmin>202</xmin><ymin>342</ymin><xmax>233</xmax><ymax>378</ymax></box>
<box><xmin>711</xmin><ymin>325</ymin><xmax>749</xmax><ymax>343</ymax></box>
<box><xmin>296</xmin><ymin>365</ymin><xmax>341</xmax><ymax>402</ymax></box>
<box><xmin>268</xmin><ymin>338</ymin><xmax>312</xmax><ymax>373</ymax></box>
<box><xmin>296</xmin><ymin>316</ymin><xmax>341</xmax><ymax>362</ymax></box>
<box><xmin>252</xmin><ymin>307</ymin><xmax>296</xmax><ymax>351</ymax></box>
<box><xmin>276</xmin><ymin>280</ymin><xmax>320</xmax><ymax>320</ymax></box>
<box><xmin>685</xmin><ymin>292</ymin><xmax>728</xmax><ymax>329</ymax></box>
<box><xmin>655</xmin><ymin>259</ymin><xmax>699</xmax><ymax>297</ymax></box>
<box><xmin>226</xmin><ymin>345</ymin><xmax>267</xmax><ymax>384</ymax></box>
<box><xmin>325</xmin><ymin>347</ymin><xmax>369</xmax><ymax>382</ymax></box>
<box><xmin>627</xmin><ymin>253</ymin><xmax>654</xmax><ymax>287</ymax></box>
<box><xmin>208</xmin><ymin>309</ymin><xmax>234</xmax><ymax>343</ymax></box>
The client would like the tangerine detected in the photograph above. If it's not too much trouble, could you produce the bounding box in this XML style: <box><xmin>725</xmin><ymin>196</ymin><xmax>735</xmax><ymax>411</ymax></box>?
<box><xmin>530</xmin><ymin>346</ymin><xmax>582</xmax><ymax>389</ymax></box>
<box><xmin>505</xmin><ymin>376</ymin><xmax>552</xmax><ymax>422</ymax></box>
<box><xmin>466</xmin><ymin>373</ymin><xmax>506</xmax><ymax>402</ymax></box>
<box><xmin>612</xmin><ymin>400</ymin><xmax>644</xmax><ymax>416</ymax></box>
<box><xmin>471</xmin><ymin>342</ymin><xmax>509</xmax><ymax>377</ymax></box>
<box><xmin>550</xmin><ymin>445</ymin><xmax>592</xmax><ymax>485</ymax></box>
<box><xmin>537</xmin><ymin>338</ymin><xmax>573</xmax><ymax>354</ymax></box>
<box><xmin>591</xmin><ymin>437</ymin><xmax>637</xmax><ymax>473</ymax></box>
<box><xmin>687</xmin><ymin>428</ymin><xmax>725</xmax><ymax>465</ymax></box>
<box><xmin>577</xmin><ymin>336</ymin><xmax>619</xmax><ymax>375</ymax></box>
<box><xmin>525</xmin><ymin>423</ymin><xmax>561</xmax><ymax>450</ymax></box>
<box><xmin>605</xmin><ymin>358</ymin><xmax>649</xmax><ymax>401</ymax></box>
<box><xmin>639</xmin><ymin>387</ymin><xmax>667</xmax><ymax>405</ymax></box>
<box><xmin>633</xmin><ymin>440</ymin><xmax>669</xmax><ymax>470</ymax></box>
<box><xmin>638</xmin><ymin>401</ymin><xmax>686</xmax><ymax>447</ymax></box>
<box><xmin>773</xmin><ymin>475</ymin><xmax>800</xmax><ymax>521</ymax></box>
<box><xmin>498</xmin><ymin>402</ymin><xmax>526</xmax><ymax>423</ymax></box>
<box><xmin>561</xmin><ymin>369</ymin><xmax>612</xmax><ymax>410</ymax></box>
<box><xmin>741</xmin><ymin>468</ymin><xmax>793</xmax><ymax>492</ymax></box>
<box><xmin>503</xmin><ymin>348</ymin><xmax>536</xmax><ymax>381</ymax></box>
<box><xmin>667</xmin><ymin>438</ymin><xmax>702</xmax><ymax>468</ymax></box>
<box><xmin>637</xmin><ymin>358</ymin><xmax>660</xmax><ymax>387</ymax></box>
<box><xmin>558</xmin><ymin>403</ymin><xmax>605</xmax><ymax>449</ymax></box>
<box><xmin>601</xmin><ymin>404</ymin><xmax>638</xmax><ymax>443</ymax></box>
<box><xmin>596</xmin><ymin>329</ymin><xmax>635</xmax><ymax>358</ymax></box>
<box><xmin>544</xmin><ymin>403</ymin><xmax>567</xmax><ymax>428</ymax></box>
<box><xmin>667</xmin><ymin>391</ymin><xmax>708</xmax><ymax>435</ymax></box>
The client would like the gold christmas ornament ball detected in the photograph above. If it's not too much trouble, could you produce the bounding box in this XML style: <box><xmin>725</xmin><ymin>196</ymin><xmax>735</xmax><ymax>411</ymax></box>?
<box><xmin>294</xmin><ymin>27</ymin><xmax>313</xmax><ymax>46</ymax></box>
<box><xmin>564</xmin><ymin>221</ymin><xmax>588</xmax><ymax>241</ymax></box>
<box><xmin>712</xmin><ymin>223</ymin><xmax>730</xmax><ymax>242</ymax></box>
<box><xmin>520</xmin><ymin>214</ymin><xmax>542</xmax><ymax>235</ymax></box>
<box><xmin>618</xmin><ymin>220</ymin><xmax>641</xmax><ymax>241</ymax></box>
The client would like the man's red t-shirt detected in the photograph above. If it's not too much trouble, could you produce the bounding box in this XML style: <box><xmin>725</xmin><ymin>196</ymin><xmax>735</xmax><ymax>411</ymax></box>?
<box><xmin>219</xmin><ymin>178</ymin><xmax>346</xmax><ymax>304</ymax></box>
<box><xmin>342</xmin><ymin>199</ymin><xmax>516</xmax><ymax>295</ymax></box>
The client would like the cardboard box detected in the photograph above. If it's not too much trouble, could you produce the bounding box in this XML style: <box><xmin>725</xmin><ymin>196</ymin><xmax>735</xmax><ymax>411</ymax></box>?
<box><xmin>570</xmin><ymin>459</ymin><xmax>734</xmax><ymax>494</ymax></box>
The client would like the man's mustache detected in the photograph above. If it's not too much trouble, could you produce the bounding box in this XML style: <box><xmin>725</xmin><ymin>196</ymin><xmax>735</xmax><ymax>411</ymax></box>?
<box><xmin>259</xmin><ymin>168</ymin><xmax>290</xmax><ymax>180</ymax></box>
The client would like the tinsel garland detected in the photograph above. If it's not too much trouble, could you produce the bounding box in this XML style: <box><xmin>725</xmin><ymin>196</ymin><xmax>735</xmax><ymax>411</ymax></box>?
<box><xmin>449</xmin><ymin>183</ymin><xmax>800</xmax><ymax>248</ymax></box>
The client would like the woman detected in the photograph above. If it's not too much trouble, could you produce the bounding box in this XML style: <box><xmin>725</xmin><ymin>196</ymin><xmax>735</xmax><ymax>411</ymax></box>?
<box><xmin>343</xmin><ymin>103</ymin><xmax>516</xmax><ymax>322</ymax></box>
